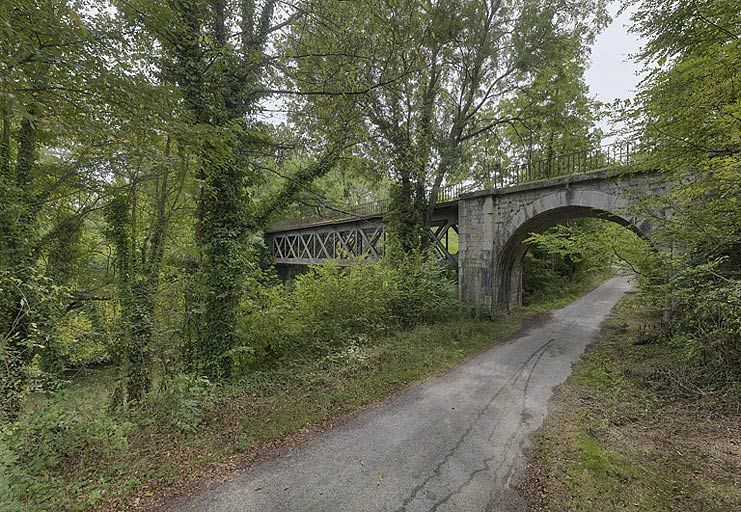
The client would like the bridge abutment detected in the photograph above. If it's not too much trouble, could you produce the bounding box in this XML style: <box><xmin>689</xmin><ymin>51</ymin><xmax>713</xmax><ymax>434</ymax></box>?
<box><xmin>458</xmin><ymin>170</ymin><xmax>667</xmax><ymax>313</ymax></box>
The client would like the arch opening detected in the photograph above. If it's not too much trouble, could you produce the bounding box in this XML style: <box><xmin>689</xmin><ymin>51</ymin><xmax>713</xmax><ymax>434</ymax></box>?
<box><xmin>496</xmin><ymin>205</ymin><xmax>648</xmax><ymax>309</ymax></box>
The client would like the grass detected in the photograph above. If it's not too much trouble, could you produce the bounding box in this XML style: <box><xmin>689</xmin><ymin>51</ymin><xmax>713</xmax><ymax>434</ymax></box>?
<box><xmin>522</xmin><ymin>292</ymin><xmax>741</xmax><ymax>512</ymax></box>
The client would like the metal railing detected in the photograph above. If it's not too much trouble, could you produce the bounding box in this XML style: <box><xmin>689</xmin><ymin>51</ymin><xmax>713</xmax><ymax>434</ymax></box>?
<box><xmin>434</xmin><ymin>182</ymin><xmax>473</xmax><ymax>203</ymax></box>
<box><xmin>267</xmin><ymin>198</ymin><xmax>390</xmax><ymax>231</ymax></box>
<box><xmin>269</xmin><ymin>141</ymin><xmax>637</xmax><ymax>231</ymax></box>
<box><xmin>489</xmin><ymin>141</ymin><xmax>635</xmax><ymax>188</ymax></box>
<box><xmin>267</xmin><ymin>182</ymin><xmax>471</xmax><ymax>231</ymax></box>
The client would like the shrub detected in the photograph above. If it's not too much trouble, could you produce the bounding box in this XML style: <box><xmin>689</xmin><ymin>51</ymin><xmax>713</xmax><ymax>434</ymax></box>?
<box><xmin>292</xmin><ymin>262</ymin><xmax>394</xmax><ymax>349</ymax></box>
<box><xmin>237</xmin><ymin>285</ymin><xmax>298</xmax><ymax>366</ymax></box>
<box><xmin>0</xmin><ymin>394</ymin><xmax>131</xmax><ymax>511</ymax></box>
<box><xmin>670</xmin><ymin>262</ymin><xmax>741</xmax><ymax>390</ymax></box>
<box><xmin>388</xmin><ymin>255</ymin><xmax>458</xmax><ymax>326</ymax></box>
<box><xmin>235</xmin><ymin>258</ymin><xmax>459</xmax><ymax>368</ymax></box>
<box><xmin>134</xmin><ymin>374</ymin><xmax>216</xmax><ymax>433</ymax></box>
<box><xmin>50</xmin><ymin>308</ymin><xmax>111</xmax><ymax>369</ymax></box>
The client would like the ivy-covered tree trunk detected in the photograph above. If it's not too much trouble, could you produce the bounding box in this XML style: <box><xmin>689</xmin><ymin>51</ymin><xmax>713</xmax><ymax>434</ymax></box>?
<box><xmin>125</xmin><ymin>0</ymin><xmax>344</xmax><ymax>381</ymax></box>
<box><xmin>157</xmin><ymin>0</ymin><xmax>276</xmax><ymax>381</ymax></box>
<box><xmin>126</xmin><ymin>280</ymin><xmax>154</xmax><ymax>401</ymax></box>
<box><xmin>104</xmin><ymin>135</ymin><xmax>179</xmax><ymax>402</ymax></box>
<box><xmin>105</xmin><ymin>195</ymin><xmax>151</xmax><ymax>404</ymax></box>
<box><xmin>196</xmin><ymin>142</ymin><xmax>246</xmax><ymax>380</ymax></box>
<box><xmin>0</xmin><ymin>114</ymin><xmax>39</xmax><ymax>421</ymax></box>
<box><xmin>386</xmin><ymin>163</ymin><xmax>427</xmax><ymax>259</ymax></box>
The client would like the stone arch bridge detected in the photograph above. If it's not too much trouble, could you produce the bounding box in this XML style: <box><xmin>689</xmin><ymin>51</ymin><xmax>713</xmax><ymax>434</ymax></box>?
<box><xmin>266</xmin><ymin>166</ymin><xmax>668</xmax><ymax>311</ymax></box>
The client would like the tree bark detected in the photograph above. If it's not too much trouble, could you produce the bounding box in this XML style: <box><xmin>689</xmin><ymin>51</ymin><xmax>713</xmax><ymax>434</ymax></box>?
<box><xmin>0</xmin><ymin>108</ymin><xmax>10</xmax><ymax>178</ymax></box>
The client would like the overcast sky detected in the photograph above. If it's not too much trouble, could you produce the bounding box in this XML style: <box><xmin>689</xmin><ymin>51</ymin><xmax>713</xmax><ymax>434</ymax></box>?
<box><xmin>584</xmin><ymin>3</ymin><xmax>646</xmax><ymax>136</ymax></box>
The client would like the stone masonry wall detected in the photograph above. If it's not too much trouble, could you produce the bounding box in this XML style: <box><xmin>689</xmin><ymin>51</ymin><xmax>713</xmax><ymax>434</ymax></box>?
<box><xmin>458</xmin><ymin>169</ymin><xmax>670</xmax><ymax>312</ymax></box>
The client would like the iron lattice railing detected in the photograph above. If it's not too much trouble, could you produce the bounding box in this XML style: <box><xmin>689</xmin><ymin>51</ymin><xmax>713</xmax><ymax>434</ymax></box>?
<box><xmin>268</xmin><ymin>141</ymin><xmax>636</xmax><ymax>231</ymax></box>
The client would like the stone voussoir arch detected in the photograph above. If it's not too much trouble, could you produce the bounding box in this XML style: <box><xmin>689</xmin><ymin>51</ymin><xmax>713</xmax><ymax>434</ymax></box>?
<box><xmin>496</xmin><ymin>190</ymin><xmax>650</xmax><ymax>309</ymax></box>
<box><xmin>457</xmin><ymin>170</ymin><xmax>666</xmax><ymax>312</ymax></box>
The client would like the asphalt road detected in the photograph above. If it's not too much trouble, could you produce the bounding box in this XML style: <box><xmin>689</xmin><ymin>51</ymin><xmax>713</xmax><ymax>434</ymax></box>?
<box><xmin>172</xmin><ymin>276</ymin><xmax>632</xmax><ymax>512</ymax></box>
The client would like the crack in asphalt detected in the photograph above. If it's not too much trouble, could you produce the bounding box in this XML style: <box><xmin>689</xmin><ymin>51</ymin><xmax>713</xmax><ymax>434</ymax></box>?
<box><xmin>427</xmin><ymin>421</ymin><xmax>523</xmax><ymax>512</ymax></box>
<box><xmin>424</xmin><ymin>338</ymin><xmax>556</xmax><ymax>512</ymax></box>
<box><xmin>483</xmin><ymin>437</ymin><xmax>528</xmax><ymax>512</ymax></box>
<box><xmin>393</xmin><ymin>337</ymin><xmax>557</xmax><ymax>512</ymax></box>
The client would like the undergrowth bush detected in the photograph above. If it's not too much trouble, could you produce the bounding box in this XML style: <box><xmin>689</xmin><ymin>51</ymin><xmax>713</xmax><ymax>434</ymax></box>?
<box><xmin>133</xmin><ymin>374</ymin><xmax>216</xmax><ymax>433</ymax></box>
<box><xmin>0</xmin><ymin>393</ymin><xmax>132</xmax><ymax>511</ymax></box>
<box><xmin>293</xmin><ymin>262</ymin><xmax>393</xmax><ymax>349</ymax></box>
<box><xmin>50</xmin><ymin>307</ymin><xmax>111</xmax><ymax>369</ymax></box>
<box><xmin>390</xmin><ymin>256</ymin><xmax>458</xmax><ymax>326</ymax></box>
<box><xmin>669</xmin><ymin>261</ymin><xmax>741</xmax><ymax>391</ymax></box>
<box><xmin>236</xmin><ymin>257</ymin><xmax>458</xmax><ymax>369</ymax></box>
<box><xmin>236</xmin><ymin>284</ymin><xmax>297</xmax><ymax>366</ymax></box>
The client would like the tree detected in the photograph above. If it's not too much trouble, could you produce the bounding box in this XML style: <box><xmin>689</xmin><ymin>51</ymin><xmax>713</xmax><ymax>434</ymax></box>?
<box><xmin>283</xmin><ymin>0</ymin><xmax>607</xmax><ymax>254</ymax></box>
<box><xmin>623</xmin><ymin>0</ymin><xmax>740</xmax><ymax>385</ymax></box>
<box><xmin>103</xmin><ymin>132</ymin><xmax>192</xmax><ymax>404</ymax></box>
<box><xmin>116</xmin><ymin>0</ymin><xmax>353</xmax><ymax>380</ymax></box>
<box><xmin>498</xmin><ymin>32</ymin><xmax>600</xmax><ymax>176</ymax></box>
<box><xmin>0</xmin><ymin>0</ymin><xmax>134</xmax><ymax>419</ymax></box>
<box><xmin>0</xmin><ymin>0</ymin><xmax>193</xmax><ymax>416</ymax></box>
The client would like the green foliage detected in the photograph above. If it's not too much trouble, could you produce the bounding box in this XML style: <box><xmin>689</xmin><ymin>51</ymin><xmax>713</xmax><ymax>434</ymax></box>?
<box><xmin>522</xmin><ymin>219</ymin><xmax>654</xmax><ymax>305</ymax></box>
<box><xmin>669</xmin><ymin>260</ymin><xmax>741</xmax><ymax>389</ymax></box>
<box><xmin>0</xmin><ymin>267</ymin><xmax>67</xmax><ymax>420</ymax></box>
<box><xmin>621</xmin><ymin>0</ymin><xmax>740</xmax><ymax>389</ymax></box>
<box><xmin>0</xmin><ymin>394</ymin><xmax>132</xmax><ymax>511</ymax></box>
<box><xmin>134</xmin><ymin>374</ymin><xmax>215</xmax><ymax>434</ymax></box>
<box><xmin>284</xmin><ymin>0</ymin><xmax>608</xmax><ymax>251</ymax></box>
<box><xmin>50</xmin><ymin>308</ymin><xmax>110</xmax><ymax>368</ymax></box>
<box><xmin>292</xmin><ymin>262</ymin><xmax>392</xmax><ymax>349</ymax></box>
<box><xmin>238</xmin><ymin>284</ymin><xmax>298</xmax><ymax>364</ymax></box>
<box><xmin>237</xmin><ymin>258</ymin><xmax>458</xmax><ymax>368</ymax></box>
<box><xmin>389</xmin><ymin>255</ymin><xmax>459</xmax><ymax>327</ymax></box>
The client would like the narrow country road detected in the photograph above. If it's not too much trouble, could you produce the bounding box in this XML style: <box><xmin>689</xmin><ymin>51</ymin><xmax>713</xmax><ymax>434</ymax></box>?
<box><xmin>172</xmin><ymin>276</ymin><xmax>632</xmax><ymax>512</ymax></box>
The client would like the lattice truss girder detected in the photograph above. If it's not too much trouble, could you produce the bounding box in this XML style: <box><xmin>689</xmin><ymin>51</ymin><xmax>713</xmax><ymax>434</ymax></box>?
<box><xmin>428</xmin><ymin>220</ymin><xmax>459</xmax><ymax>264</ymax></box>
<box><xmin>271</xmin><ymin>220</ymin><xmax>459</xmax><ymax>266</ymax></box>
<box><xmin>272</xmin><ymin>224</ymin><xmax>384</xmax><ymax>264</ymax></box>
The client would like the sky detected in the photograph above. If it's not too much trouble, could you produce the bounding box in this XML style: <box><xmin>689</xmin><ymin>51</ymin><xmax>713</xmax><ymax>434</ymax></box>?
<box><xmin>584</xmin><ymin>3</ymin><xmax>646</xmax><ymax>137</ymax></box>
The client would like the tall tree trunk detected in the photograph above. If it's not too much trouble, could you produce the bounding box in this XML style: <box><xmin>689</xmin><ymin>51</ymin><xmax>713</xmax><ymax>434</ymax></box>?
<box><xmin>1</xmin><ymin>115</ymin><xmax>37</xmax><ymax>421</ymax></box>
<box><xmin>388</xmin><ymin>154</ymin><xmax>427</xmax><ymax>257</ymax></box>
<box><xmin>0</xmin><ymin>108</ymin><xmax>10</xmax><ymax>178</ymax></box>
<box><xmin>197</xmin><ymin>142</ymin><xmax>243</xmax><ymax>380</ymax></box>
<box><xmin>16</xmin><ymin>117</ymin><xmax>36</xmax><ymax>191</ymax></box>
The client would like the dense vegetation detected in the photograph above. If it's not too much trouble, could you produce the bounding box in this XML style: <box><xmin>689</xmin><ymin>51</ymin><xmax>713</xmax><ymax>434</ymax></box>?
<box><xmin>0</xmin><ymin>0</ymin><xmax>738</xmax><ymax>510</ymax></box>
<box><xmin>623</xmin><ymin>0</ymin><xmax>740</xmax><ymax>391</ymax></box>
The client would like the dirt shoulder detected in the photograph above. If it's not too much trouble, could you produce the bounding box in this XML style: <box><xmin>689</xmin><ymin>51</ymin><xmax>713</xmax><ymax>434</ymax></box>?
<box><xmin>520</xmin><ymin>291</ymin><xmax>741</xmax><ymax>511</ymax></box>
